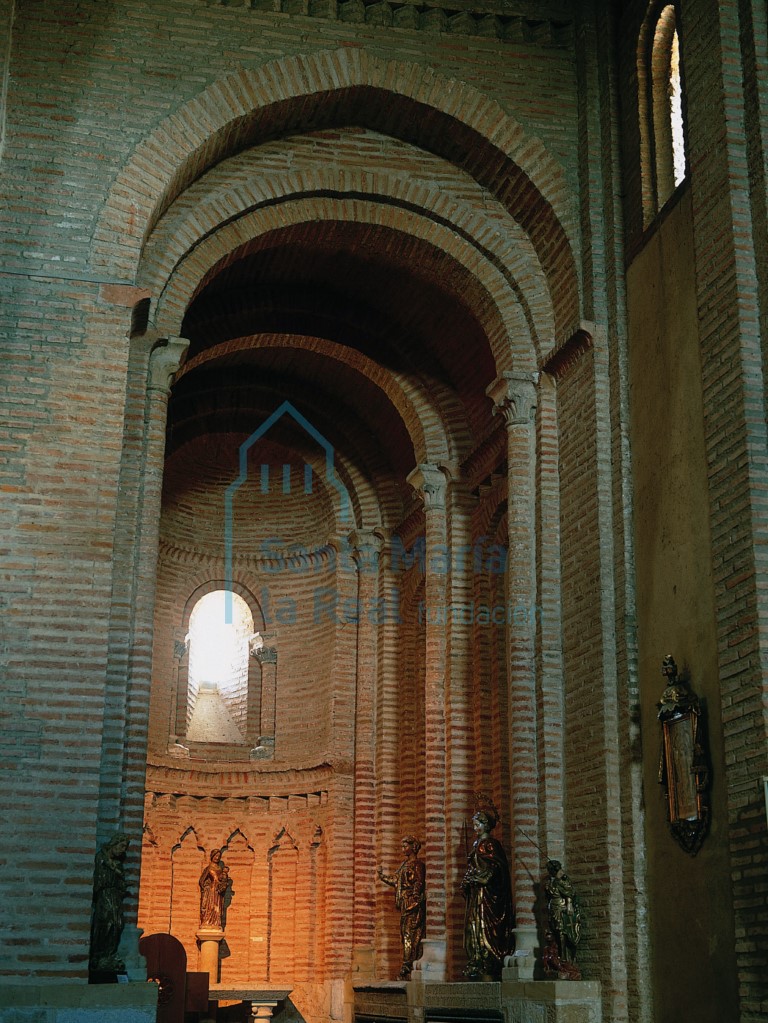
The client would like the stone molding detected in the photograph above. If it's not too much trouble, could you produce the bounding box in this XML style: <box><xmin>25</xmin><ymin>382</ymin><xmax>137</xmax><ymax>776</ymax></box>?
<box><xmin>541</xmin><ymin>325</ymin><xmax>595</xmax><ymax>380</ymax></box>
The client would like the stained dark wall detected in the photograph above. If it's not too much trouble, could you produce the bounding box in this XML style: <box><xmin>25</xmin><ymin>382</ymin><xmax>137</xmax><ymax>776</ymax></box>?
<box><xmin>627</xmin><ymin>187</ymin><xmax>739</xmax><ymax>1023</ymax></box>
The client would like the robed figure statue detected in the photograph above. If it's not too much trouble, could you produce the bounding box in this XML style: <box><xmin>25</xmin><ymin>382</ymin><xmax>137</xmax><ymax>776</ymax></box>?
<box><xmin>89</xmin><ymin>833</ymin><xmax>130</xmax><ymax>973</ymax></box>
<box><xmin>198</xmin><ymin>848</ymin><xmax>230</xmax><ymax>929</ymax></box>
<box><xmin>460</xmin><ymin>807</ymin><xmax>514</xmax><ymax>979</ymax></box>
<box><xmin>378</xmin><ymin>835</ymin><xmax>426</xmax><ymax>979</ymax></box>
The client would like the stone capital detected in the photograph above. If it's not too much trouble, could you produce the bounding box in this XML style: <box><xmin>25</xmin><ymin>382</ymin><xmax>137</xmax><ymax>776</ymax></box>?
<box><xmin>253</xmin><ymin>646</ymin><xmax>277</xmax><ymax>665</ymax></box>
<box><xmin>407</xmin><ymin>464</ymin><xmax>450</xmax><ymax>511</ymax></box>
<box><xmin>148</xmin><ymin>336</ymin><xmax>190</xmax><ymax>393</ymax></box>
<box><xmin>487</xmin><ymin>372</ymin><xmax>538</xmax><ymax>427</ymax></box>
<box><xmin>348</xmin><ymin>529</ymin><xmax>383</xmax><ymax>571</ymax></box>
<box><xmin>347</xmin><ymin>528</ymin><xmax>384</xmax><ymax>552</ymax></box>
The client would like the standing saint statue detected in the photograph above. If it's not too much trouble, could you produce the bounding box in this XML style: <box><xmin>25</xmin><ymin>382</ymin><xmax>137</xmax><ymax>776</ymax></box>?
<box><xmin>89</xmin><ymin>832</ymin><xmax>130</xmax><ymax>973</ymax></box>
<box><xmin>542</xmin><ymin>859</ymin><xmax>582</xmax><ymax>980</ymax></box>
<box><xmin>378</xmin><ymin>835</ymin><xmax>426</xmax><ymax>979</ymax></box>
<box><xmin>198</xmin><ymin>848</ymin><xmax>231</xmax><ymax>929</ymax></box>
<box><xmin>460</xmin><ymin>803</ymin><xmax>514</xmax><ymax>979</ymax></box>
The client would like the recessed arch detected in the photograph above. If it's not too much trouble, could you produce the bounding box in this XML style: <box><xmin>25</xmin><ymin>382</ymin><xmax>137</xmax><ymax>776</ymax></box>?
<box><xmin>92</xmin><ymin>48</ymin><xmax>580</xmax><ymax>340</ymax></box>
<box><xmin>175</xmin><ymin>333</ymin><xmax>460</xmax><ymax>467</ymax></box>
<box><xmin>153</xmin><ymin>200</ymin><xmax>536</xmax><ymax>375</ymax></box>
<box><xmin>637</xmin><ymin>2</ymin><xmax>687</xmax><ymax>222</ymax></box>
<box><xmin>139</xmin><ymin>155</ymin><xmax>554</xmax><ymax>351</ymax></box>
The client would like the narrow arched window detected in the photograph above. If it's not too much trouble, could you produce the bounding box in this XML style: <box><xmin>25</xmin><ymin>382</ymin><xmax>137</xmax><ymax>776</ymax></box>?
<box><xmin>638</xmin><ymin>4</ymin><xmax>687</xmax><ymax>222</ymax></box>
<box><xmin>668</xmin><ymin>28</ymin><xmax>685</xmax><ymax>188</ymax></box>
<box><xmin>185</xmin><ymin>589</ymin><xmax>256</xmax><ymax>743</ymax></box>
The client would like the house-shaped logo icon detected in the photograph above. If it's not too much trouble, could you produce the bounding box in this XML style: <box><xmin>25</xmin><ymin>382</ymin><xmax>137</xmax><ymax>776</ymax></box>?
<box><xmin>223</xmin><ymin>400</ymin><xmax>351</xmax><ymax>622</ymax></box>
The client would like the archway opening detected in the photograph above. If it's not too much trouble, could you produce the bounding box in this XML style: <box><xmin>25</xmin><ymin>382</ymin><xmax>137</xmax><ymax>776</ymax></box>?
<box><xmin>186</xmin><ymin>589</ymin><xmax>255</xmax><ymax>743</ymax></box>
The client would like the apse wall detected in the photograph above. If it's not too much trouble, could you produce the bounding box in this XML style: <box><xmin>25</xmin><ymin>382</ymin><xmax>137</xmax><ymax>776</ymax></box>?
<box><xmin>149</xmin><ymin>432</ymin><xmax>339</xmax><ymax>765</ymax></box>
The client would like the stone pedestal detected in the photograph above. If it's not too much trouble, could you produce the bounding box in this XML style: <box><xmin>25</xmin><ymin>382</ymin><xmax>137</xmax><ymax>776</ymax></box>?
<box><xmin>355</xmin><ymin>978</ymin><xmax>602</xmax><ymax>1023</ymax></box>
<box><xmin>408</xmin><ymin>980</ymin><xmax>502</xmax><ymax>1019</ymax></box>
<box><xmin>353</xmin><ymin>982</ymin><xmax>407</xmax><ymax>1022</ymax></box>
<box><xmin>196</xmin><ymin>926</ymin><xmax>224</xmax><ymax>985</ymax></box>
<box><xmin>410</xmin><ymin>937</ymin><xmax>446</xmax><ymax>981</ymax></box>
<box><xmin>118</xmin><ymin>923</ymin><xmax>147</xmax><ymax>982</ymax></box>
<box><xmin>504</xmin><ymin>925</ymin><xmax>539</xmax><ymax>981</ymax></box>
<box><xmin>501</xmin><ymin>980</ymin><xmax>602</xmax><ymax>1023</ymax></box>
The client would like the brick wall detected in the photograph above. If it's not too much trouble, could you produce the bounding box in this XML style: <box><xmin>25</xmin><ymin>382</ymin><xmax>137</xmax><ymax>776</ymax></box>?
<box><xmin>0</xmin><ymin>3</ymin><xmax>733</xmax><ymax>1023</ymax></box>
<box><xmin>618</xmin><ymin>2</ymin><xmax>768</xmax><ymax>1020</ymax></box>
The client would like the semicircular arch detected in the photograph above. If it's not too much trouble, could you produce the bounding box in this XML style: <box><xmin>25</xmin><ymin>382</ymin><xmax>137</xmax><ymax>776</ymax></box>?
<box><xmin>93</xmin><ymin>48</ymin><xmax>580</xmax><ymax>339</ymax></box>
<box><xmin>140</xmin><ymin>159</ymin><xmax>554</xmax><ymax>352</ymax></box>
<box><xmin>154</xmin><ymin>198</ymin><xmax>536</xmax><ymax>375</ymax></box>
<box><xmin>176</xmin><ymin>333</ymin><xmax>458</xmax><ymax>468</ymax></box>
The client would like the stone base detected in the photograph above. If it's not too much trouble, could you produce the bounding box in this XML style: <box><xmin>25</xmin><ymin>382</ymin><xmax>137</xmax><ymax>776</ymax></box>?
<box><xmin>408</xmin><ymin>980</ymin><xmax>503</xmax><ymax>1018</ymax></box>
<box><xmin>353</xmin><ymin>982</ymin><xmax>408</xmax><ymax>1021</ymax></box>
<box><xmin>0</xmin><ymin>982</ymin><xmax>158</xmax><ymax>1023</ymax></box>
<box><xmin>352</xmin><ymin>979</ymin><xmax>602</xmax><ymax>1023</ymax></box>
<box><xmin>501</xmin><ymin>980</ymin><xmax>602</xmax><ymax>1023</ymax></box>
<box><xmin>410</xmin><ymin>938</ymin><xmax>446</xmax><ymax>981</ymax></box>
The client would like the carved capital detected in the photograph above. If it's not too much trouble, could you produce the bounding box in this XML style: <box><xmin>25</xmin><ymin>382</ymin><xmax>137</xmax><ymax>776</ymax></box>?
<box><xmin>254</xmin><ymin>646</ymin><xmax>278</xmax><ymax>665</ymax></box>
<box><xmin>407</xmin><ymin>464</ymin><xmax>449</xmax><ymax>510</ymax></box>
<box><xmin>348</xmin><ymin>529</ymin><xmax>383</xmax><ymax>571</ymax></box>
<box><xmin>487</xmin><ymin>372</ymin><xmax>538</xmax><ymax>427</ymax></box>
<box><xmin>348</xmin><ymin>528</ymin><xmax>384</xmax><ymax>552</ymax></box>
<box><xmin>148</xmin><ymin>336</ymin><xmax>190</xmax><ymax>393</ymax></box>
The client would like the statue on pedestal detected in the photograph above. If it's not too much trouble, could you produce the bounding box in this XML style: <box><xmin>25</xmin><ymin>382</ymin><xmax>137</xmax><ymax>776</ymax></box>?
<box><xmin>89</xmin><ymin>832</ymin><xmax>130</xmax><ymax>973</ymax></box>
<box><xmin>378</xmin><ymin>835</ymin><xmax>426</xmax><ymax>979</ymax></box>
<box><xmin>542</xmin><ymin>859</ymin><xmax>582</xmax><ymax>980</ymax></box>
<box><xmin>198</xmin><ymin>848</ymin><xmax>231</xmax><ymax>929</ymax></box>
<box><xmin>460</xmin><ymin>800</ymin><xmax>514</xmax><ymax>980</ymax></box>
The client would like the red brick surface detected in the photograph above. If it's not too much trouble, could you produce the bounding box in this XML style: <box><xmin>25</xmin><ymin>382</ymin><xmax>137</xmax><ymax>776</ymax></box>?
<box><xmin>1</xmin><ymin>3</ymin><xmax>766</xmax><ymax>1022</ymax></box>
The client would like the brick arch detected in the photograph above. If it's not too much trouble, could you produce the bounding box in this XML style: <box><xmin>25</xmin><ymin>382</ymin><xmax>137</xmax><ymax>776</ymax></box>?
<box><xmin>178</xmin><ymin>334</ymin><xmax>458</xmax><ymax>469</ymax></box>
<box><xmin>154</xmin><ymin>197</ymin><xmax>533</xmax><ymax>374</ymax></box>
<box><xmin>139</xmin><ymin>159</ymin><xmax>554</xmax><ymax>352</ymax></box>
<box><xmin>181</xmin><ymin>578</ymin><xmax>267</xmax><ymax>633</ymax></box>
<box><xmin>163</xmin><ymin>415</ymin><xmax>377</xmax><ymax>538</ymax></box>
<box><xmin>165</xmin><ymin>352</ymin><xmax>443</xmax><ymax>526</ymax></box>
<box><xmin>93</xmin><ymin>47</ymin><xmax>579</xmax><ymax>339</ymax></box>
